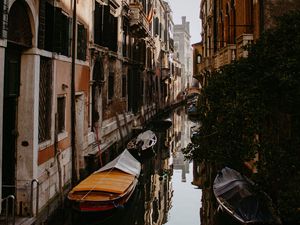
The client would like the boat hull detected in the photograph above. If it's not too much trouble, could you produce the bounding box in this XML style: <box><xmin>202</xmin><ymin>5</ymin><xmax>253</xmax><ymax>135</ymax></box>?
<box><xmin>213</xmin><ymin>167</ymin><xmax>282</xmax><ymax>224</ymax></box>
<box><xmin>71</xmin><ymin>179</ymin><xmax>138</xmax><ymax>212</ymax></box>
<box><xmin>68</xmin><ymin>150</ymin><xmax>141</xmax><ymax>212</ymax></box>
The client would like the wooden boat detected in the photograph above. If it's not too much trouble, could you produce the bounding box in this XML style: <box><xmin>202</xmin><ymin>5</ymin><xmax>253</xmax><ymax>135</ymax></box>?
<box><xmin>68</xmin><ymin>150</ymin><xmax>141</xmax><ymax>212</ymax></box>
<box><xmin>127</xmin><ymin>130</ymin><xmax>157</xmax><ymax>159</ymax></box>
<box><xmin>213</xmin><ymin>167</ymin><xmax>282</xmax><ymax>224</ymax></box>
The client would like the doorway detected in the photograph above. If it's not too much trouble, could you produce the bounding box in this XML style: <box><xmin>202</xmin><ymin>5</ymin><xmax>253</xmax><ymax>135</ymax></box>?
<box><xmin>1</xmin><ymin>0</ymin><xmax>32</xmax><ymax>210</ymax></box>
<box><xmin>2</xmin><ymin>43</ymin><xmax>21</xmax><ymax>199</ymax></box>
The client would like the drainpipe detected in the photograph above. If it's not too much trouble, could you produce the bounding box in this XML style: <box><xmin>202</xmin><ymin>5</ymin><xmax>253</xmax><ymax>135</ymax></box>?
<box><xmin>71</xmin><ymin>0</ymin><xmax>77</xmax><ymax>186</ymax></box>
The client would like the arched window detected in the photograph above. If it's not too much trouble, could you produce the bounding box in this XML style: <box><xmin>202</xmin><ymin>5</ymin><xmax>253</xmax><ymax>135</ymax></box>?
<box><xmin>196</xmin><ymin>54</ymin><xmax>202</xmax><ymax>64</ymax></box>
<box><xmin>8</xmin><ymin>0</ymin><xmax>32</xmax><ymax>47</ymax></box>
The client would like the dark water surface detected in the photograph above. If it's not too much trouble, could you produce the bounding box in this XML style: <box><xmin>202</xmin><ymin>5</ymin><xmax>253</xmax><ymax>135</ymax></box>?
<box><xmin>50</xmin><ymin>106</ymin><xmax>201</xmax><ymax>225</ymax></box>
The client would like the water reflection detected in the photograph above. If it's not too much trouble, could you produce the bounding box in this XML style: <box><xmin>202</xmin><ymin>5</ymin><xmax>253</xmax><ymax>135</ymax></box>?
<box><xmin>66</xmin><ymin>106</ymin><xmax>201</xmax><ymax>225</ymax></box>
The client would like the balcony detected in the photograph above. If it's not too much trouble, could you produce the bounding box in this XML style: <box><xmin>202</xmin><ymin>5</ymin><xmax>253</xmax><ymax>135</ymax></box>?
<box><xmin>213</xmin><ymin>44</ymin><xmax>236</xmax><ymax>69</ymax></box>
<box><xmin>236</xmin><ymin>34</ymin><xmax>253</xmax><ymax>59</ymax></box>
<box><xmin>129</xmin><ymin>3</ymin><xmax>150</xmax><ymax>38</ymax></box>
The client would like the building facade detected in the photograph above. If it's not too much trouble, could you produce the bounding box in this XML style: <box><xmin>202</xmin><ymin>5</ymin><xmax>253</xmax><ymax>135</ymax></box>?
<box><xmin>0</xmin><ymin>0</ymin><xmax>92</xmax><ymax>218</ymax></box>
<box><xmin>198</xmin><ymin>1</ymin><xmax>300</xmax><ymax>225</ymax></box>
<box><xmin>0</xmin><ymin>0</ymin><xmax>181</xmax><ymax>223</ymax></box>
<box><xmin>192</xmin><ymin>41</ymin><xmax>204</xmax><ymax>88</ymax></box>
<box><xmin>199</xmin><ymin>0</ymin><xmax>300</xmax><ymax>79</ymax></box>
<box><xmin>174</xmin><ymin>16</ymin><xmax>193</xmax><ymax>94</ymax></box>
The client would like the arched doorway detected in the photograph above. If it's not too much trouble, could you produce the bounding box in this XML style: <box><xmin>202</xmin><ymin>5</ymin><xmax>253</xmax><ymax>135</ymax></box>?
<box><xmin>2</xmin><ymin>0</ymin><xmax>32</xmax><ymax>201</ymax></box>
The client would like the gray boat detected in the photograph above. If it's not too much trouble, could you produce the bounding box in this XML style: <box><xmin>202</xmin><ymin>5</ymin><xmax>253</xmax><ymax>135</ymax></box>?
<box><xmin>213</xmin><ymin>167</ymin><xmax>282</xmax><ymax>224</ymax></box>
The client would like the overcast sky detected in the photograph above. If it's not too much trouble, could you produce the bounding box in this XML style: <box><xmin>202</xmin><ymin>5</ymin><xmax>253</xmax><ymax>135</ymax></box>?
<box><xmin>168</xmin><ymin>0</ymin><xmax>202</xmax><ymax>44</ymax></box>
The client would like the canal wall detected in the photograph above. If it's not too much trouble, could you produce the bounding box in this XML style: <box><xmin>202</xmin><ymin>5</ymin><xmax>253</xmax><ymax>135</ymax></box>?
<box><xmin>27</xmin><ymin>103</ymin><xmax>186</xmax><ymax>225</ymax></box>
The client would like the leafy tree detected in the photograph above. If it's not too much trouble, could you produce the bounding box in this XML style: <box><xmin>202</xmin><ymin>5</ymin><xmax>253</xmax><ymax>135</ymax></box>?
<box><xmin>184</xmin><ymin>10</ymin><xmax>300</xmax><ymax>224</ymax></box>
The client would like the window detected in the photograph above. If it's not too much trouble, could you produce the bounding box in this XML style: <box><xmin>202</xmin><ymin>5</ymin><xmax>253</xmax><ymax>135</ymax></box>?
<box><xmin>122</xmin><ymin>74</ymin><xmax>126</xmax><ymax>98</ymax></box>
<box><xmin>123</xmin><ymin>18</ymin><xmax>129</xmax><ymax>57</ymax></box>
<box><xmin>60</xmin><ymin>12</ymin><xmax>71</xmax><ymax>56</ymax></box>
<box><xmin>38</xmin><ymin>57</ymin><xmax>53</xmax><ymax>143</ymax></box>
<box><xmin>221</xmin><ymin>13</ymin><xmax>224</xmax><ymax>48</ymax></box>
<box><xmin>226</xmin><ymin>4</ymin><xmax>230</xmax><ymax>44</ymax></box>
<box><xmin>248</xmin><ymin>0</ymin><xmax>254</xmax><ymax>33</ymax></box>
<box><xmin>39</xmin><ymin>2</ymin><xmax>71</xmax><ymax>55</ymax></box>
<box><xmin>108</xmin><ymin>72</ymin><xmax>114</xmax><ymax>100</ymax></box>
<box><xmin>154</xmin><ymin>17</ymin><xmax>159</xmax><ymax>36</ymax></box>
<box><xmin>196</xmin><ymin>54</ymin><xmax>202</xmax><ymax>64</ymax></box>
<box><xmin>77</xmin><ymin>23</ymin><xmax>87</xmax><ymax>60</ymax></box>
<box><xmin>43</xmin><ymin>2</ymin><xmax>55</xmax><ymax>51</ymax></box>
<box><xmin>0</xmin><ymin>0</ymin><xmax>3</xmax><ymax>38</ymax></box>
<box><xmin>94</xmin><ymin>2</ymin><xmax>118</xmax><ymax>52</ymax></box>
<box><xmin>57</xmin><ymin>96</ymin><xmax>66</xmax><ymax>133</ymax></box>
<box><xmin>94</xmin><ymin>1</ymin><xmax>104</xmax><ymax>45</ymax></box>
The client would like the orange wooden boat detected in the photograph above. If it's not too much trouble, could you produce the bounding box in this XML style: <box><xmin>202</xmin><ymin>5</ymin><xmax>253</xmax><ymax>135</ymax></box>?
<box><xmin>68</xmin><ymin>150</ymin><xmax>141</xmax><ymax>212</ymax></box>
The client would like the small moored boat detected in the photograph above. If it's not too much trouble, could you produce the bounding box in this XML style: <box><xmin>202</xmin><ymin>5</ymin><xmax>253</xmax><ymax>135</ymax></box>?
<box><xmin>127</xmin><ymin>130</ymin><xmax>157</xmax><ymax>159</ymax></box>
<box><xmin>213</xmin><ymin>167</ymin><xmax>281</xmax><ymax>224</ymax></box>
<box><xmin>68</xmin><ymin>150</ymin><xmax>141</xmax><ymax>212</ymax></box>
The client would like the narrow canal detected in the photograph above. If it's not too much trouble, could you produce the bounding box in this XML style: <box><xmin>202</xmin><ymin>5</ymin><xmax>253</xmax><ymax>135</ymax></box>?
<box><xmin>49</xmin><ymin>106</ymin><xmax>202</xmax><ymax>225</ymax></box>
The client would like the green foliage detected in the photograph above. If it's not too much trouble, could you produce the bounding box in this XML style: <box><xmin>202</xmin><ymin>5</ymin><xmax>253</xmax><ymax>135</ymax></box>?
<box><xmin>183</xmin><ymin>10</ymin><xmax>300</xmax><ymax>224</ymax></box>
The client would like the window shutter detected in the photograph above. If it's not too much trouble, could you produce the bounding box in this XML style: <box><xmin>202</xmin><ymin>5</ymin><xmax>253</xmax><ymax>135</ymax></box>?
<box><xmin>38</xmin><ymin>0</ymin><xmax>47</xmax><ymax>49</ymax></box>
<box><xmin>103</xmin><ymin>5</ymin><xmax>110</xmax><ymax>47</ymax></box>
<box><xmin>108</xmin><ymin>72</ymin><xmax>114</xmax><ymax>100</ymax></box>
<box><xmin>53</xmin><ymin>7</ymin><xmax>62</xmax><ymax>53</ymax></box>
<box><xmin>44</xmin><ymin>2</ymin><xmax>54</xmax><ymax>51</ymax></box>
<box><xmin>77</xmin><ymin>24</ymin><xmax>87</xmax><ymax>61</ymax></box>
<box><xmin>94</xmin><ymin>2</ymin><xmax>102</xmax><ymax>45</ymax></box>
<box><xmin>112</xmin><ymin>16</ymin><xmax>118</xmax><ymax>52</ymax></box>
<box><xmin>61</xmin><ymin>14</ymin><xmax>70</xmax><ymax>56</ymax></box>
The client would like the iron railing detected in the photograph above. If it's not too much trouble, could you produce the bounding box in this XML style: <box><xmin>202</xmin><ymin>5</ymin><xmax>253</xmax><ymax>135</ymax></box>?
<box><xmin>30</xmin><ymin>179</ymin><xmax>40</xmax><ymax>217</ymax></box>
<box><xmin>1</xmin><ymin>195</ymin><xmax>15</xmax><ymax>225</ymax></box>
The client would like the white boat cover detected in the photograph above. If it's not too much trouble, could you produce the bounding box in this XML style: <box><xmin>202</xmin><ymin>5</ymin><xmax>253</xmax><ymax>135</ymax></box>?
<box><xmin>136</xmin><ymin>130</ymin><xmax>157</xmax><ymax>150</ymax></box>
<box><xmin>95</xmin><ymin>150</ymin><xmax>141</xmax><ymax>177</ymax></box>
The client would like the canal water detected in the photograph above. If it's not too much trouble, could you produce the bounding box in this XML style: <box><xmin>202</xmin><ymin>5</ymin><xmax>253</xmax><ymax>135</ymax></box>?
<box><xmin>49</xmin><ymin>106</ymin><xmax>201</xmax><ymax>225</ymax></box>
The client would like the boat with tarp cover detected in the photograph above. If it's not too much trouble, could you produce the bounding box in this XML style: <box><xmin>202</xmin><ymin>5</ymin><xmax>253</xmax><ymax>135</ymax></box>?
<box><xmin>68</xmin><ymin>150</ymin><xmax>141</xmax><ymax>212</ymax></box>
<box><xmin>213</xmin><ymin>167</ymin><xmax>282</xmax><ymax>224</ymax></box>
